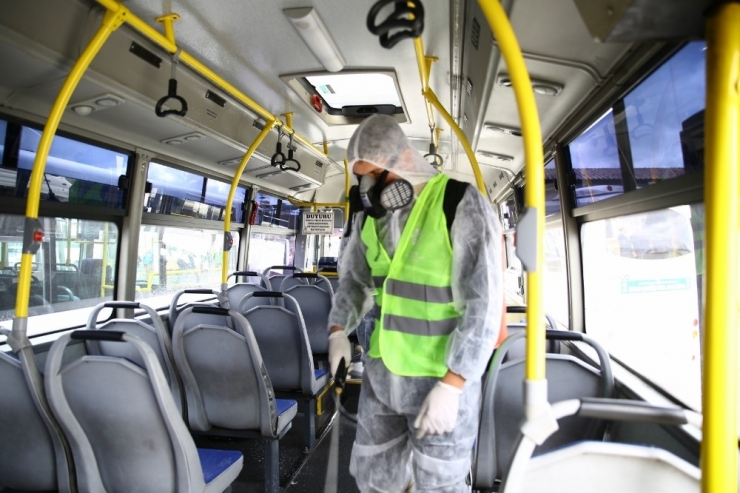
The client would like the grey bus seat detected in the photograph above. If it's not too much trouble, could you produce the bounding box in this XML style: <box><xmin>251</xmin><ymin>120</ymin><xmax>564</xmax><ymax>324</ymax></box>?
<box><xmin>0</xmin><ymin>328</ymin><xmax>74</xmax><ymax>492</ymax></box>
<box><xmin>169</xmin><ymin>288</ymin><xmax>220</xmax><ymax>330</ymax></box>
<box><xmin>502</xmin><ymin>398</ymin><xmax>702</xmax><ymax>493</ymax></box>
<box><xmin>280</xmin><ymin>272</ymin><xmax>334</xmax><ymax>296</ymax></box>
<box><xmin>240</xmin><ymin>291</ymin><xmax>329</xmax><ymax>449</ymax></box>
<box><xmin>78</xmin><ymin>258</ymin><xmax>112</xmax><ymax>299</ymax></box>
<box><xmin>225</xmin><ymin>270</ymin><xmax>272</xmax><ymax>312</ymax></box>
<box><xmin>281</xmin><ymin>274</ymin><xmax>333</xmax><ymax>355</ymax></box>
<box><xmin>45</xmin><ymin>330</ymin><xmax>242</xmax><ymax>493</ymax></box>
<box><xmin>262</xmin><ymin>265</ymin><xmax>302</xmax><ymax>291</ymax></box>
<box><xmin>171</xmin><ymin>306</ymin><xmax>297</xmax><ymax>492</ymax></box>
<box><xmin>86</xmin><ymin>301</ymin><xmax>185</xmax><ymax>419</ymax></box>
<box><xmin>473</xmin><ymin>330</ymin><xmax>614</xmax><ymax>492</ymax></box>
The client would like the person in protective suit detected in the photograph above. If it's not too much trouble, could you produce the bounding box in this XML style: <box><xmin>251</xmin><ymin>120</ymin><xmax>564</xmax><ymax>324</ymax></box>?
<box><xmin>328</xmin><ymin>114</ymin><xmax>504</xmax><ymax>492</ymax></box>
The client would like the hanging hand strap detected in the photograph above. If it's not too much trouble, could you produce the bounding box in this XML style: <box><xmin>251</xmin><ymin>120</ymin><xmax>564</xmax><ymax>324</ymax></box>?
<box><xmin>155</xmin><ymin>48</ymin><xmax>188</xmax><ymax>117</ymax></box>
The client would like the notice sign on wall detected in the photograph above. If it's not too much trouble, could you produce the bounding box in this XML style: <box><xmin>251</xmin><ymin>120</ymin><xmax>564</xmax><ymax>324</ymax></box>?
<box><xmin>301</xmin><ymin>210</ymin><xmax>334</xmax><ymax>235</ymax></box>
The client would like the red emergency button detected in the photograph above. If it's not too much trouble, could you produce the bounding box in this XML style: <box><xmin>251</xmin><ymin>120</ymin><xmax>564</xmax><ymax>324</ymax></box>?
<box><xmin>33</xmin><ymin>231</ymin><xmax>44</xmax><ymax>242</ymax></box>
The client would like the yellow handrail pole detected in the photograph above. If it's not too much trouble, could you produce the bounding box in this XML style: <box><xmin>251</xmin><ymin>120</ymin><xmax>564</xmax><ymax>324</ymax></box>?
<box><xmin>221</xmin><ymin>119</ymin><xmax>277</xmax><ymax>285</ymax></box>
<box><xmin>413</xmin><ymin>37</ymin><xmax>436</xmax><ymax>128</ymax></box>
<box><xmin>281</xmin><ymin>112</ymin><xmax>294</xmax><ymax>132</ymax></box>
<box><xmin>479</xmin><ymin>0</ymin><xmax>544</xmax><ymax>383</ymax></box>
<box><xmin>95</xmin><ymin>0</ymin><xmax>328</xmax><ymax>159</ymax></box>
<box><xmin>344</xmin><ymin>159</ymin><xmax>351</xmax><ymax>219</ymax></box>
<box><xmin>13</xmin><ymin>5</ymin><xmax>127</xmax><ymax>323</ymax></box>
<box><xmin>702</xmin><ymin>4</ymin><xmax>740</xmax><ymax>493</ymax></box>
<box><xmin>423</xmin><ymin>88</ymin><xmax>486</xmax><ymax>194</ymax></box>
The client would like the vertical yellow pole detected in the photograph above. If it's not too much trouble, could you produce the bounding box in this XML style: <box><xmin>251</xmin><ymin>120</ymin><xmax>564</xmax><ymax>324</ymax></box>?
<box><xmin>702</xmin><ymin>4</ymin><xmax>740</xmax><ymax>493</ymax></box>
<box><xmin>478</xmin><ymin>0</ymin><xmax>544</xmax><ymax>381</ymax></box>
<box><xmin>13</xmin><ymin>5</ymin><xmax>127</xmax><ymax>320</ymax></box>
<box><xmin>221</xmin><ymin>119</ymin><xmax>277</xmax><ymax>285</ymax></box>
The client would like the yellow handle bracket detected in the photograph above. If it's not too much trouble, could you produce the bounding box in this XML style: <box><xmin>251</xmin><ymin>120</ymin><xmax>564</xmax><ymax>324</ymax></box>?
<box><xmin>155</xmin><ymin>13</ymin><xmax>180</xmax><ymax>45</ymax></box>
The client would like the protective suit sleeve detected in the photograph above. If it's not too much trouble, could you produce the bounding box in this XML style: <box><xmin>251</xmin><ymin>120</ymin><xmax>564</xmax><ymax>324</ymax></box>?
<box><xmin>328</xmin><ymin>213</ymin><xmax>376</xmax><ymax>334</ymax></box>
<box><xmin>446</xmin><ymin>186</ymin><xmax>504</xmax><ymax>381</ymax></box>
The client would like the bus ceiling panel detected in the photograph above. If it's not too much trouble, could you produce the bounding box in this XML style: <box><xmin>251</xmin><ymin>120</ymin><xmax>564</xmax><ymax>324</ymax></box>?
<box><xmin>509</xmin><ymin>0</ymin><xmax>633</xmax><ymax>78</ymax></box>
<box><xmin>478</xmin><ymin>58</ymin><xmax>597</xmax><ymax>175</ymax></box>
<box><xmin>573</xmin><ymin>0</ymin><xmax>722</xmax><ymax>42</ymax></box>
<box><xmin>0</xmin><ymin>32</ymin><xmax>69</xmax><ymax>100</ymax></box>
<box><xmin>118</xmin><ymin>0</ymin><xmax>453</xmax><ymax>142</ymax></box>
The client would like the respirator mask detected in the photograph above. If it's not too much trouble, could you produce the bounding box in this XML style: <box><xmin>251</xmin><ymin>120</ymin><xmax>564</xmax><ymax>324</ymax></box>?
<box><xmin>357</xmin><ymin>170</ymin><xmax>414</xmax><ymax>219</ymax></box>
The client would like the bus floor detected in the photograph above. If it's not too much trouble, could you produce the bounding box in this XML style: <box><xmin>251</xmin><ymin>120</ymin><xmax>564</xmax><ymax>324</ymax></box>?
<box><xmin>194</xmin><ymin>389</ymin><xmax>361</xmax><ymax>493</ymax></box>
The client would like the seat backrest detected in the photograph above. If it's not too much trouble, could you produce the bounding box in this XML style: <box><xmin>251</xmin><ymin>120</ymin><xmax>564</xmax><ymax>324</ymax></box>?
<box><xmin>241</xmin><ymin>292</ymin><xmax>317</xmax><ymax>395</ymax></box>
<box><xmin>169</xmin><ymin>288</ymin><xmax>220</xmax><ymax>329</ymax></box>
<box><xmin>262</xmin><ymin>265</ymin><xmax>302</xmax><ymax>291</ymax></box>
<box><xmin>282</xmin><ymin>282</ymin><xmax>332</xmax><ymax>354</ymax></box>
<box><xmin>78</xmin><ymin>258</ymin><xmax>104</xmax><ymax>299</ymax></box>
<box><xmin>473</xmin><ymin>330</ymin><xmax>614</xmax><ymax>491</ymax></box>
<box><xmin>280</xmin><ymin>273</ymin><xmax>334</xmax><ymax>296</ymax></box>
<box><xmin>45</xmin><ymin>330</ymin><xmax>210</xmax><ymax>492</ymax></box>
<box><xmin>226</xmin><ymin>283</ymin><xmax>271</xmax><ymax>313</ymax></box>
<box><xmin>171</xmin><ymin>306</ymin><xmax>279</xmax><ymax>437</ymax></box>
<box><xmin>86</xmin><ymin>301</ymin><xmax>185</xmax><ymax>418</ymax></box>
<box><xmin>0</xmin><ymin>329</ymin><xmax>73</xmax><ymax>492</ymax></box>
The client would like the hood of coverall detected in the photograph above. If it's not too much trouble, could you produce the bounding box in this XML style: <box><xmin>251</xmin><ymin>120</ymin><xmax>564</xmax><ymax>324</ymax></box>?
<box><xmin>347</xmin><ymin>115</ymin><xmax>438</xmax><ymax>187</ymax></box>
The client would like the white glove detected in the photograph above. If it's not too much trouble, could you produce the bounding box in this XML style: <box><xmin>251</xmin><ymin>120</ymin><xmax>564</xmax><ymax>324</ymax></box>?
<box><xmin>328</xmin><ymin>331</ymin><xmax>352</xmax><ymax>378</ymax></box>
<box><xmin>414</xmin><ymin>382</ymin><xmax>463</xmax><ymax>439</ymax></box>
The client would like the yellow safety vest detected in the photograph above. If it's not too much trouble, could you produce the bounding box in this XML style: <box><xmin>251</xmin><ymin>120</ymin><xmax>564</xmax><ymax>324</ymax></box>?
<box><xmin>362</xmin><ymin>173</ymin><xmax>460</xmax><ymax>377</ymax></box>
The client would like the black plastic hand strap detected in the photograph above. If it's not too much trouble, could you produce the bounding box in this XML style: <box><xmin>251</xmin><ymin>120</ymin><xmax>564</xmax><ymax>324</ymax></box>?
<box><xmin>183</xmin><ymin>288</ymin><xmax>215</xmax><ymax>295</ymax></box>
<box><xmin>231</xmin><ymin>271</ymin><xmax>260</xmax><ymax>278</ymax></box>
<box><xmin>367</xmin><ymin>0</ymin><xmax>424</xmax><ymax>49</ymax></box>
<box><xmin>155</xmin><ymin>79</ymin><xmax>188</xmax><ymax>117</ymax></box>
<box><xmin>292</xmin><ymin>273</ymin><xmax>318</xmax><ymax>279</ymax></box>
<box><xmin>282</xmin><ymin>149</ymin><xmax>301</xmax><ymax>172</ymax></box>
<box><xmin>425</xmin><ymin>143</ymin><xmax>444</xmax><ymax>168</ymax></box>
<box><xmin>271</xmin><ymin>141</ymin><xmax>286</xmax><ymax>167</ymax></box>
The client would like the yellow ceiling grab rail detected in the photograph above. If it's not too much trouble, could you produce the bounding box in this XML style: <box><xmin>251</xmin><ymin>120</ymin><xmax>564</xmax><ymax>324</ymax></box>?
<box><xmin>410</xmin><ymin>25</ymin><xmax>486</xmax><ymax>195</ymax></box>
<box><xmin>701</xmin><ymin>4</ymin><xmax>739</xmax><ymax>493</ymax></box>
<box><xmin>95</xmin><ymin>0</ymin><xmax>328</xmax><ymax>161</ymax></box>
<box><xmin>221</xmin><ymin>119</ymin><xmax>277</xmax><ymax>286</ymax></box>
<box><xmin>477</xmin><ymin>0</ymin><xmax>547</xmax><ymax>429</ymax></box>
<box><xmin>9</xmin><ymin>5</ymin><xmax>128</xmax><ymax>346</ymax></box>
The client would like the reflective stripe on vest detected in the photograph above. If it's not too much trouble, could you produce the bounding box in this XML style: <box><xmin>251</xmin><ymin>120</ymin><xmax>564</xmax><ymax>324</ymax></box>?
<box><xmin>362</xmin><ymin>173</ymin><xmax>460</xmax><ymax>377</ymax></box>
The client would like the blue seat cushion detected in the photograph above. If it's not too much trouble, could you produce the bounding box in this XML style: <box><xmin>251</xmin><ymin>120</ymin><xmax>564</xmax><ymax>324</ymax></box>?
<box><xmin>197</xmin><ymin>448</ymin><xmax>243</xmax><ymax>484</ymax></box>
<box><xmin>276</xmin><ymin>399</ymin><xmax>297</xmax><ymax>417</ymax></box>
<box><xmin>314</xmin><ymin>368</ymin><xmax>328</xmax><ymax>379</ymax></box>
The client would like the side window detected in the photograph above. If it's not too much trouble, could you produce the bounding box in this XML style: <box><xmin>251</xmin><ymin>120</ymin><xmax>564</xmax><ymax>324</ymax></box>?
<box><xmin>135</xmin><ymin>226</ymin><xmax>239</xmax><ymax>309</ymax></box>
<box><xmin>542</xmin><ymin>225</ymin><xmax>568</xmax><ymax>325</ymax></box>
<box><xmin>147</xmin><ymin>162</ymin><xmax>248</xmax><ymax>222</ymax></box>
<box><xmin>568</xmin><ymin>41</ymin><xmax>706</xmax><ymax>207</ymax></box>
<box><xmin>0</xmin><ymin>214</ymin><xmax>119</xmax><ymax>336</ymax></box>
<box><xmin>581</xmin><ymin>205</ymin><xmax>702</xmax><ymax>410</ymax></box>
<box><xmin>544</xmin><ymin>159</ymin><xmax>560</xmax><ymax>216</ymax></box>
<box><xmin>247</xmin><ymin>233</ymin><xmax>296</xmax><ymax>277</ymax></box>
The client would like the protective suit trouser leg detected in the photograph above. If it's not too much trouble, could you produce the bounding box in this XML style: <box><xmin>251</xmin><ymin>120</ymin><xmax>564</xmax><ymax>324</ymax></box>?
<box><xmin>350</xmin><ymin>357</ymin><xmax>480</xmax><ymax>493</ymax></box>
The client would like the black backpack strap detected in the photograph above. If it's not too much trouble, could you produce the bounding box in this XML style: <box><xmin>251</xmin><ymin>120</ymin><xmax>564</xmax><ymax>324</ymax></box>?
<box><xmin>443</xmin><ymin>178</ymin><xmax>470</xmax><ymax>237</ymax></box>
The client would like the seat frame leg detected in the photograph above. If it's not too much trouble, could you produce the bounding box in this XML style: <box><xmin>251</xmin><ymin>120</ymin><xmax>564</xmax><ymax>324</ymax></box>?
<box><xmin>301</xmin><ymin>398</ymin><xmax>316</xmax><ymax>450</ymax></box>
<box><xmin>263</xmin><ymin>439</ymin><xmax>280</xmax><ymax>493</ymax></box>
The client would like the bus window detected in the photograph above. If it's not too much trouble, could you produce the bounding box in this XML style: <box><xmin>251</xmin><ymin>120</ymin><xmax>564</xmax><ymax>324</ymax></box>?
<box><xmin>247</xmin><ymin>232</ymin><xmax>296</xmax><ymax>277</ymax></box>
<box><xmin>135</xmin><ymin>226</ymin><xmax>239</xmax><ymax>310</ymax></box>
<box><xmin>0</xmin><ymin>213</ymin><xmax>118</xmax><ymax>336</ymax></box>
<box><xmin>543</xmin><ymin>225</ymin><xmax>568</xmax><ymax>326</ymax></box>
<box><xmin>581</xmin><ymin>205</ymin><xmax>701</xmax><ymax>410</ymax></box>
<box><xmin>0</xmin><ymin>119</ymin><xmax>6</xmax><ymax>162</ymax></box>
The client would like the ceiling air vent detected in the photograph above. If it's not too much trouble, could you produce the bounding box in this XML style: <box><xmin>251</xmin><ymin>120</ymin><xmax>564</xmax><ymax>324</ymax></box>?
<box><xmin>471</xmin><ymin>17</ymin><xmax>480</xmax><ymax>50</ymax></box>
<box><xmin>129</xmin><ymin>42</ymin><xmax>162</xmax><ymax>69</ymax></box>
<box><xmin>205</xmin><ymin>90</ymin><xmax>226</xmax><ymax>107</ymax></box>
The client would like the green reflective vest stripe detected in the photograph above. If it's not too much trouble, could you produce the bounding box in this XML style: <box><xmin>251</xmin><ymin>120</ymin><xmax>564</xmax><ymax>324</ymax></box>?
<box><xmin>362</xmin><ymin>173</ymin><xmax>460</xmax><ymax>377</ymax></box>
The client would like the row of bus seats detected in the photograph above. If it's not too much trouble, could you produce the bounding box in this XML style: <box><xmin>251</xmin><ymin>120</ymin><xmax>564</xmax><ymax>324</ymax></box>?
<box><xmin>472</xmin><ymin>308</ymin><xmax>702</xmax><ymax>492</ymax></box>
<box><xmin>0</xmin><ymin>302</ymin><xmax>247</xmax><ymax>492</ymax></box>
<box><xmin>168</xmin><ymin>273</ymin><xmax>334</xmax><ymax>450</ymax></box>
